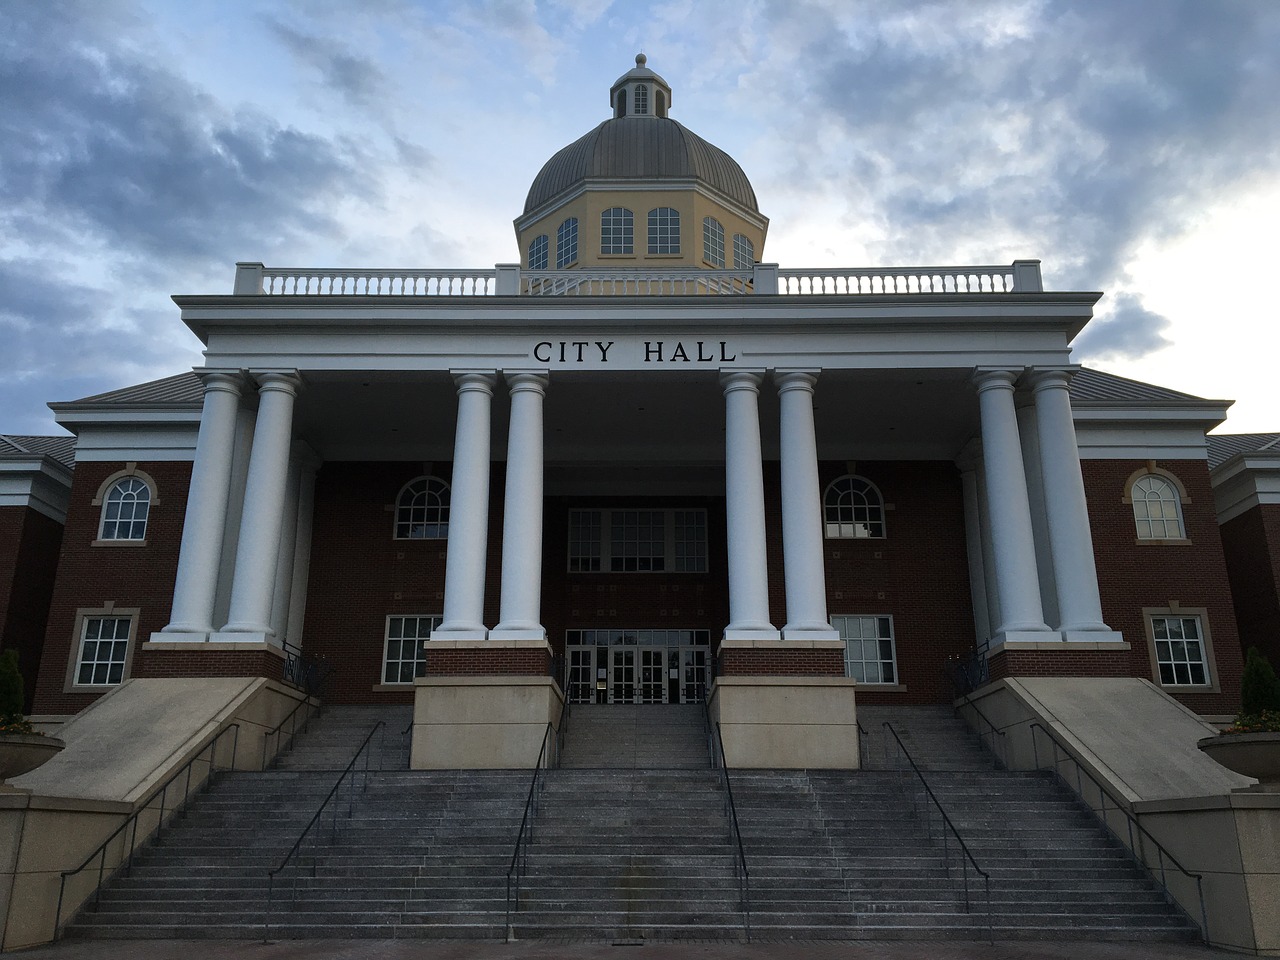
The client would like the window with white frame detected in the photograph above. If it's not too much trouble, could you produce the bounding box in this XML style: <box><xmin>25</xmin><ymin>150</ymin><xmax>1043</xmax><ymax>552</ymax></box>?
<box><xmin>635</xmin><ymin>83</ymin><xmax>649</xmax><ymax>115</ymax></box>
<box><xmin>394</xmin><ymin>477</ymin><xmax>449</xmax><ymax>539</ymax></box>
<box><xmin>75</xmin><ymin>615</ymin><xmax>134</xmax><ymax>686</ymax></box>
<box><xmin>703</xmin><ymin>217</ymin><xmax>725</xmax><ymax>267</ymax></box>
<box><xmin>383</xmin><ymin>615</ymin><xmax>441</xmax><ymax>684</ymax></box>
<box><xmin>648</xmin><ymin>207</ymin><xmax>680</xmax><ymax>254</ymax></box>
<box><xmin>1150</xmin><ymin>614</ymin><xmax>1210</xmax><ymax>686</ymax></box>
<box><xmin>556</xmin><ymin>217</ymin><xmax>579</xmax><ymax>268</ymax></box>
<box><xmin>568</xmin><ymin>508</ymin><xmax>708</xmax><ymax>573</ymax></box>
<box><xmin>528</xmin><ymin>234</ymin><xmax>548</xmax><ymax>270</ymax></box>
<box><xmin>824</xmin><ymin>475</ymin><xmax>886</xmax><ymax>538</ymax></box>
<box><xmin>100</xmin><ymin>477</ymin><xmax>151</xmax><ymax>540</ymax></box>
<box><xmin>1131</xmin><ymin>475</ymin><xmax>1185</xmax><ymax>539</ymax></box>
<box><xmin>833</xmin><ymin>615</ymin><xmax>897</xmax><ymax>684</ymax></box>
<box><xmin>733</xmin><ymin>234</ymin><xmax>754</xmax><ymax>269</ymax></box>
<box><xmin>601</xmin><ymin>207</ymin><xmax>634</xmax><ymax>255</ymax></box>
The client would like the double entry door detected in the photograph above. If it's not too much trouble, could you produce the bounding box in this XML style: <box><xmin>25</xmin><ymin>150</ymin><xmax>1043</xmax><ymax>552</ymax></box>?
<box><xmin>565</xmin><ymin>635</ymin><xmax>709</xmax><ymax>705</ymax></box>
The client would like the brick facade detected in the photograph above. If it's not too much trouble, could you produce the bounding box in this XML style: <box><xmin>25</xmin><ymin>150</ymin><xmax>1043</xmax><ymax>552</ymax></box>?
<box><xmin>0</xmin><ymin>505</ymin><xmax>64</xmax><ymax>712</ymax></box>
<box><xmin>1218</xmin><ymin>502</ymin><xmax>1280</xmax><ymax>668</ymax></box>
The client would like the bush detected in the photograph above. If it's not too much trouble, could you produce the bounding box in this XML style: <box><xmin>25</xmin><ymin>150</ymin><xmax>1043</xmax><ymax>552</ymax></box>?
<box><xmin>1241</xmin><ymin>647</ymin><xmax>1280</xmax><ymax>715</ymax></box>
<box><xmin>0</xmin><ymin>649</ymin><xmax>33</xmax><ymax>734</ymax></box>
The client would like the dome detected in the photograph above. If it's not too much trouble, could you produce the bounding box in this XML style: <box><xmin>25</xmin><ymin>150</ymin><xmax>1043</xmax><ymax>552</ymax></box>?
<box><xmin>523</xmin><ymin>118</ymin><xmax>760</xmax><ymax>216</ymax></box>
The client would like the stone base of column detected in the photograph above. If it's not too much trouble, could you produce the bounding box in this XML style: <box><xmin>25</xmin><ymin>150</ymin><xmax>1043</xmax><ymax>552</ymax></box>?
<box><xmin>411</xmin><ymin>675</ymin><xmax>563</xmax><ymax>769</ymax></box>
<box><xmin>488</xmin><ymin>624</ymin><xmax>547</xmax><ymax>642</ymax></box>
<box><xmin>1061</xmin><ymin>628</ymin><xmax>1125</xmax><ymax>644</ymax></box>
<box><xmin>780</xmin><ymin>622</ymin><xmax>840</xmax><ymax>641</ymax></box>
<box><xmin>719</xmin><ymin>638</ymin><xmax>845</xmax><ymax>676</ymax></box>
<box><xmin>138</xmin><ymin>640</ymin><xmax>286</xmax><ymax>681</ymax></box>
<box><xmin>723</xmin><ymin>625</ymin><xmax>781</xmax><ymax>642</ymax></box>
<box><xmin>150</xmin><ymin>629</ymin><xmax>210</xmax><ymax>643</ymax></box>
<box><xmin>986</xmin><ymin>643</ymin><xmax>1133</xmax><ymax>683</ymax></box>
<box><xmin>428</xmin><ymin>624</ymin><xmax>488</xmax><ymax>642</ymax></box>
<box><xmin>710</xmin><ymin>676</ymin><xmax>859</xmax><ymax>769</ymax></box>
<box><xmin>209</xmin><ymin>630</ymin><xmax>276</xmax><ymax>645</ymax></box>
<box><xmin>992</xmin><ymin>628</ymin><xmax>1060</xmax><ymax>648</ymax></box>
<box><xmin>423</xmin><ymin>639</ymin><xmax>552</xmax><ymax>676</ymax></box>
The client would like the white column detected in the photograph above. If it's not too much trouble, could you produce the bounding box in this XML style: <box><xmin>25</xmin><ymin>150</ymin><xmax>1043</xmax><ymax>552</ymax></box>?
<box><xmin>1017</xmin><ymin>397</ymin><xmax>1060</xmax><ymax>629</ymax></box>
<box><xmin>721</xmin><ymin>371</ymin><xmax>778</xmax><ymax>640</ymax></box>
<box><xmin>432</xmin><ymin>372</ymin><xmax>495</xmax><ymax>640</ymax></box>
<box><xmin>284</xmin><ymin>460</ymin><xmax>319</xmax><ymax>647</ymax></box>
<box><xmin>1031</xmin><ymin>369</ymin><xmax>1122</xmax><ymax>640</ymax></box>
<box><xmin>492</xmin><ymin>372</ymin><xmax>548</xmax><ymax>641</ymax></box>
<box><xmin>777</xmin><ymin>371</ymin><xmax>838</xmax><ymax>640</ymax></box>
<box><xmin>973</xmin><ymin>369</ymin><xmax>1052</xmax><ymax>640</ymax></box>
<box><xmin>158</xmin><ymin>373</ymin><xmax>243</xmax><ymax>640</ymax></box>
<box><xmin>956</xmin><ymin>449</ymin><xmax>992</xmax><ymax>648</ymax></box>
<box><xmin>216</xmin><ymin>372</ymin><xmax>301</xmax><ymax>641</ymax></box>
<box><xmin>268</xmin><ymin>456</ymin><xmax>303</xmax><ymax>645</ymax></box>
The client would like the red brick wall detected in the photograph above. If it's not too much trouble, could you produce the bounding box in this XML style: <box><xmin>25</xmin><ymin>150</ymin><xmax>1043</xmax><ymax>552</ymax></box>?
<box><xmin>720</xmin><ymin>647</ymin><xmax>844</xmax><ymax>676</ymax></box>
<box><xmin>1068</xmin><ymin>459</ymin><xmax>1244</xmax><ymax>715</ymax></box>
<box><xmin>425</xmin><ymin>648</ymin><xmax>552</xmax><ymax>676</ymax></box>
<box><xmin>0</xmin><ymin>505</ymin><xmax>65</xmax><ymax>712</ymax></box>
<box><xmin>32</xmin><ymin>462</ymin><xmax>192</xmax><ymax>714</ymax></box>
<box><xmin>1219</xmin><ymin>503</ymin><xmax>1280</xmax><ymax>668</ymax></box>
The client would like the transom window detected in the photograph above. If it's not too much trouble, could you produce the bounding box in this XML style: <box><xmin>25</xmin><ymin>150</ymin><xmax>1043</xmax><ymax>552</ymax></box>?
<box><xmin>395</xmin><ymin>477</ymin><xmax>450</xmax><ymax>539</ymax></box>
<box><xmin>383</xmin><ymin>615</ymin><xmax>441</xmax><ymax>684</ymax></box>
<box><xmin>833</xmin><ymin>615</ymin><xmax>897</xmax><ymax>684</ymax></box>
<box><xmin>733</xmin><ymin>233</ymin><xmax>754</xmax><ymax>269</ymax></box>
<box><xmin>101</xmin><ymin>477</ymin><xmax>150</xmax><ymax>540</ymax></box>
<box><xmin>635</xmin><ymin>83</ymin><xmax>649</xmax><ymax>115</ymax></box>
<box><xmin>824</xmin><ymin>476</ymin><xmax>886</xmax><ymax>538</ymax></box>
<box><xmin>556</xmin><ymin>217</ymin><xmax>579</xmax><ymax>268</ymax></box>
<box><xmin>76</xmin><ymin>616</ymin><xmax>133</xmax><ymax>686</ymax></box>
<box><xmin>567</xmin><ymin>629</ymin><xmax>711</xmax><ymax>647</ymax></box>
<box><xmin>648</xmin><ymin>207</ymin><xmax>680</xmax><ymax>254</ymax></box>
<box><xmin>703</xmin><ymin>217</ymin><xmax>725</xmax><ymax>267</ymax></box>
<box><xmin>1151</xmin><ymin>615</ymin><xmax>1209</xmax><ymax>686</ymax></box>
<box><xmin>1131</xmin><ymin>475</ymin><xmax>1185</xmax><ymax>539</ymax></box>
<box><xmin>528</xmin><ymin>234</ymin><xmax>548</xmax><ymax>270</ymax></box>
<box><xmin>568</xmin><ymin>508</ymin><xmax>708</xmax><ymax>573</ymax></box>
<box><xmin>601</xmin><ymin>207</ymin><xmax>634</xmax><ymax>255</ymax></box>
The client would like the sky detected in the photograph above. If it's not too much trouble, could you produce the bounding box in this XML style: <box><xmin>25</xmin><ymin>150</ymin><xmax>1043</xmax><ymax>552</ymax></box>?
<box><xmin>2</xmin><ymin>0</ymin><xmax>1279</xmax><ymax>437</ymax></box>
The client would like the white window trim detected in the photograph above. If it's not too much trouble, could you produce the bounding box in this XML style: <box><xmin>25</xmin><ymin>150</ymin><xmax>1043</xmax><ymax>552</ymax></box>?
<box><xmin>92</xmin><ymin>464</ymin><xmax>159</xmax><ymax>546</ymax></box>
<box><xmin>65</xmin><ymin>604</ymin><xmax>140</xmax><ymax>692</ymax></box>
<box><xmin>381</xmin><ymin>614</ymin><xmax>442</xmax><ymax>685</ymax></box>
<box><xmin>392</xmin><ymin>476</ymin><xmax>451</xmax><ymax>540</ymax></box>
<box><xmin>832</xmin><ymin>613</ymin><xmax>900</xmax><ymax>685</ymax></box>
<box><xmin>823</xmin><ymin>475</ymin><xmax>887</xmax><ymax>540</ymax></box>
<box><xmin>1142</xmin><ymin>604</ymin><xmax>1220</xmax><ymax>693</ymax></box>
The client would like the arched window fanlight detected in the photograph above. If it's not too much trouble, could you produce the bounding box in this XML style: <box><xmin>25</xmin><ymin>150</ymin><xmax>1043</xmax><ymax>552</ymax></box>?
<box><xmin>528</xmin><ymin>234</ymin><xmax>548</xmax><ymax>270</ymax></box>
<box><xmin>1131</xmin><ymin>475</ymin><xmax>1185</xmax><ymax>539</ymax></box>
<box><xmin>100</xmin><ymin>477</ymin><xmax>152</xmax><ymax>540</ymax></box>
<box><xmin>824</xmin><ymin>476</ymin><xmax>886</xmax><ymax>539</ymax></box>
<box><xmin>395</xmin><ymin>477</ymin><xmax>450</xmax><ymax>539</ymax></box>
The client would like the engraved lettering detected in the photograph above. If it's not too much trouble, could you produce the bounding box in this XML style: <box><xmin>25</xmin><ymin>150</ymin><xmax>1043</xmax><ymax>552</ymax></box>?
<box><xmin>671</xmin><ymin>341</ymin><xmax>690</xmax><ymax>362</ymax></box>
<box><xmin>645</xmin><ymin>341</ymin><xmax>663</xmax><ymax>362</ymax></box>
<box><xmin>596</xmin><ymin>341</ymin><xmax>614</xmax><ymax>361</ymax></box>
<box><xmin>534</xmin><ymin>341</ymin><xmax>552</xmax><ymax>363</ymax></box>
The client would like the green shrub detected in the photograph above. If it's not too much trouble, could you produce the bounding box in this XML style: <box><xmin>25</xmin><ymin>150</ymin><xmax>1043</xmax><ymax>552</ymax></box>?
<box><xmin>1241</xmin><ymin>647</ymin><xmax>1280</xmax><ymax>715</ymax></box>
<box><xmin>0</xmin><ymin>649</ymin><xmax>33</xmax><ymax>734</ymax></box>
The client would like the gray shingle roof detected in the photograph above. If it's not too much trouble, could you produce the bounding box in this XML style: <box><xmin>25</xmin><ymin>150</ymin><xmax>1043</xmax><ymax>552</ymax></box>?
<box><xmin>1068</xmin><ymin>367</ymin><xmax>1208</xmax><ymax>403</ymax></box>
<box><xmin>0</xmin><ymin>434</ymin><xmax>76</xmax><ymax>467</ymax></box>
<box><xmin>524</xmin><ymin>117</ymin><xmax>759</xmax><ymax>215</ymax></box>
<box><xmin>61</xmin><ymin>372</ymin><xmax>204</xmax><ymax>407</ymax></box>
<box><xmin>1206</xmin><ymin>433</ymin><xmax>1280</xmax><ymax>469</ymax></box>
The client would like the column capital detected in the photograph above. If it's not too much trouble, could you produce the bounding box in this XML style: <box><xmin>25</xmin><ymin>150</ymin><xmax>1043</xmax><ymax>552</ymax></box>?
<box><xmin>720</xmin><ymin>369</ymin><xmax>765</xmax><ymax>393</ymax></box>
<box><xmin>1026</xmin><ymin>365</ymin><xmax>1081</xmax><ymax>393</ymax></box>
<box><xmin>774</xmin><ymin>370</ymin><xmax>819</xmax><ymax>394</ymax></box>
<box><xmin>972</xmin><ymin>367</ymin><xmax>1022</xmax><ymax>393</ymax></box>
<box><xmin>195</xmin><ymin>370</ymin><xmax>248</xmax><ymax>397</ymax></box>
<box><xmin>452</xmin><ymin>370</ymin><xmax>497</xmax><ymax>395</ymax></box>
<box><xmin>503</xmin><ymin>371</ymin><xmax>550</xmax><ymax>396</ymax></box>
<box><xmin>252</xmin><ymin>371</ymin><xmax>302</xmax><ymax>396</ymax></box>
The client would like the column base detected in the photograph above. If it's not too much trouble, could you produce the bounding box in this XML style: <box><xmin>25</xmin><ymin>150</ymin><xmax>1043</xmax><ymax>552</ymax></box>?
<box><xmin>993</xmin><ymin>628</ymin><xmax>1057</xmax><ymax>646</ymax></box>
<box><xmin>151</xmin><ymin>629</ymin><xmax>210</xmax><ymax>643</ymax></box>
<box><xmin>209</xmin><ymin>629</ymin><xmax>275</xmax><ymax>645</ymax></box>
<box><xmin>1061</xmin><ymin>628</ymin><xmax>1125</xmax><ymax>644</ymax></box>
<box><xmin>781</xmin><ymin>622</ymin><xmax>840</xmax><ymax>641</ymax></box>
<box><xmin>723</xmin><ymin>623</ymin><xmax>781</xmax><ymax>642</ymax></box>
<box><xmin>429</xmin><ymin>624</ymin><xmax>488</xmax><ymax>641</ymax></box>
<box><xmin>488</xmin><ymin>624</ymin><xmax>547</xmax><ymax>642</ymax></box>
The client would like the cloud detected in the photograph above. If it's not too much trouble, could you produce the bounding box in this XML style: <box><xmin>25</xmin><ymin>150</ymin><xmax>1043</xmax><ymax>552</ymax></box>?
<box><xmin>1071</xmin><ymin>293</ymin><xmax>1173</xmax><ymax>362</ymax></box>
<box><xmin>265</xmin><ymin>18</ymin><xmax>390</xmax><ymax>114</ymax></box>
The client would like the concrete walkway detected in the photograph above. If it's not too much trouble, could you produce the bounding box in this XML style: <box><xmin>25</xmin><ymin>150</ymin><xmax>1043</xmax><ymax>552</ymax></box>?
<box><xmin>12</xmin><ymin>940</ymin><xmax>1241</xmax><ymax>960</ymax></box>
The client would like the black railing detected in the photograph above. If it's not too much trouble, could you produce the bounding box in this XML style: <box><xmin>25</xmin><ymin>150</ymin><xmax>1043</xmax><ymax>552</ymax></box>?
<box><xmin>1029</xmin><ymin>722</ymin><xmax>1208</xmax><ymax>941</ymax></box>
<box><xmin>264</xmin><ymin>720</ymin><xmax>385</xmax><ymax>941</ymax></box>
<box><xmin>945</xmin><ymin>650</ymin><xmax>989</xmax><ymax>697</ymax></box>
<box><xmin>261</xmin><ymin>692</ymin><xmax>322</xmax><ymax>770</ymax></box>
<box><xmin>882</xmin><ymin>721</ymin><xmax>992</xmax><ymax>939</ymax></box>
<box><xmin>56</xmin><ymin>723</ymin><xmax>241</xmax><ymax>937</ymax></box>
<box><xmin>951</xmin><ymin>688</ymin><xmax>1009</xmax><ymax>770</ymax></box>
<box><xmin>281</xmin><ymin>639</ymin><xmax>331</xmax><ymax>696</ymax></box>
<box><xmin>505</xmin><ymin>720</ymin><xmax>559</xmax><ymax>940</ymax></box>
<box><xmin>703</xmin><ymin>694</ymin><xmax>751</xmax><ymax>941</ymax></box>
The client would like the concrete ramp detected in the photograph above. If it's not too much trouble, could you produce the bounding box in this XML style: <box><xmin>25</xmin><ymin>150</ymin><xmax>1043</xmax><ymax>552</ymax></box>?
<box><xmin>992</xmin><ymin>677</ymin><xmax>1253</xmax><ymax>801</ymax></box>
<box><xmin>12</xmin><ymin>677</ymin><xmax>265</xmax><ymax>803</ymax></box>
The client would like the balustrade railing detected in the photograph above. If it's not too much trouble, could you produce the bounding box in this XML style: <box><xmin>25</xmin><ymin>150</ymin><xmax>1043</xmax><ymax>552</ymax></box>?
<box><xmin>778</xmin><ymin>265</ymin><xmax>1020</xmax><ymax>295</ymax></box>
<box><xmin>522</xmin><ymin>268</ymin><xmax>752</xmax><ymax>296</ymax></box>
<box><xmin>258</xmin><ymin>268</ymin><xmax>497</xmax><ymax>296</ymax></box>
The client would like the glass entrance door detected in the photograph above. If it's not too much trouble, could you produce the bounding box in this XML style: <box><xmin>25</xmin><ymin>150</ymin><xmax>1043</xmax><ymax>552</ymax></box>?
<box><xmin>638</xmin><ymin>648</ymin><xmax>666</xmax><ymax>703</ymax></box>
<box><xmin>565</xmin><ymin>628</ymin><xmax>711</xmax><ymax>705</ymax></box>
<box><xmin>610</xmin><ymin>648</ymin><xmax>636</xmax><ymax>703</ymax></box>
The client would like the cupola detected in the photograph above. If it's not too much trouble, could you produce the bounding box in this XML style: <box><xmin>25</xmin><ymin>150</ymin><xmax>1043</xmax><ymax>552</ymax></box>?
<box><xmin>610</xmin><ymin>53</ymin><xmax>672</xmax><ymax>118</ymax></box>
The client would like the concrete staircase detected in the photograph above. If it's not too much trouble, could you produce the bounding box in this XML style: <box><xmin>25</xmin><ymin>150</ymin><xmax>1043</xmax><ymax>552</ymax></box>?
<box><xmin>63</xmin><ymin>703</ymin><xmax>1201</xmax><ymax>943</ymax></box>
<box><xmin>559</xmin><ymin>703</ymin><xmax>708</xmax><ymax>768</ymax></box>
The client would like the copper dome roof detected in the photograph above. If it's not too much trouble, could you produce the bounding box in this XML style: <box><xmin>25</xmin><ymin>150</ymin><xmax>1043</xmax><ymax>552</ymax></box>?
<box><xmin>522</xmin><ymin>116</ymin><xmax>760</xmax><ymax>216</ymax></box>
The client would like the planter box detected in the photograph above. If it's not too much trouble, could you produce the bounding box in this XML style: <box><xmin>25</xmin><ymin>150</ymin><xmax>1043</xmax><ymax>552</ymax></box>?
<box><xmin>1198</xmin><ymin>732</ymin><xmax>1280</xmax><ymax>790</ymax></box>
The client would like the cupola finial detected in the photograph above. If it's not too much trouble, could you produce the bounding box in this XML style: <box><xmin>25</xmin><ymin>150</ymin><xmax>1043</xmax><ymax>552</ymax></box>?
<box><xmin>636</xmin><ymin>52</ymin><xmax>646</xmax><ymax>67</ymax></box>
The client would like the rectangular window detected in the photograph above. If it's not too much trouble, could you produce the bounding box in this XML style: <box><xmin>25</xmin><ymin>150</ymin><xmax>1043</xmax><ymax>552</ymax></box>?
<box><xmin>833</xmin><ymin>615</ymin><xmax>897</xmax><ymax>684</ymax></box>
<box><xmin>383</xmin><ymin>615</ymin><xmax>441</xmax><ymax>684</ymax></box>
<box><xmin>76</xmin><ymin>615</ymin><xmax>133</xmax><ymax>686</ymax></box>
<box><xmin>568</xmin><ymin>508</ymin><xmax>708</xmax><ymax>574</ymax></box>
<box><xmin>1151</xmin><ymin>615</ymin><xmax>1210</xmax><ymax>686</ymax></box>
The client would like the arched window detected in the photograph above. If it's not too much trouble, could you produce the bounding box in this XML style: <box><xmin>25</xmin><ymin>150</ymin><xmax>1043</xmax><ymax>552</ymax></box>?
<box><xmin>395</xmin><ymin>477</ymin><xmax>450</xmax><ymax>539</ymax></box>
<box><xmin>655</xmin><ymin>89</ymin><xmax>667</xmax><ymax>117</ymax></box>
<box><xmin>733</xmin><ymin>234</ymin><xmax>755</xmax><ymax>269</ymax></box>
<box><xmin>824</xmin><ymin>476</ymin><xmax>885</xmax><ymax>539</ymax></box>
<box><xmin>617</xmin><ymin>89</ymin><xmax>627</xmax><ymax>117</ymax></box>
<box><xmin>100</xmin><ymin>477</ymin><xmax>151</xmax><ymax>540</ymax></box>
<box><xmin>528</xmin><ymin>234</ymin><xmax>548</xmax><ymax>270</ymax></box>
<box><xmin>601</xmin><ymin>207</ymin><xmax>634</xmax><ymax>255</ymax></box>
<box><xmin>648</xmin><ymin>207</ymin><xmax>680</xmax><ymax>254</ymax></box>
<box><xmin>556</xmin><ymin>218</ymin><xmax>579</xmax><ymax>268</ymax></box>
<box><xmin>635</xmin><ymin>83</ymin><xmax>649</xmax><ymax>115</ymax></box>
<box><xmin>1131</xmin><ymin>475</ymin><xmax>1185</xmax><ymax>539</ymax></box>
<box><xmin>702</xmin><ymin>217</ymin><xmax>725</xmax><ymax>267</ymax></box>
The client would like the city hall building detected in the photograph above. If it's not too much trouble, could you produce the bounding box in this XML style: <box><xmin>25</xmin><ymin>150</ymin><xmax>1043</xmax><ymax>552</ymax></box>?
<box><xmin>10</xmin><ymin>56</ymin><xmax>1257</xmax><ymax>767</ymax></box>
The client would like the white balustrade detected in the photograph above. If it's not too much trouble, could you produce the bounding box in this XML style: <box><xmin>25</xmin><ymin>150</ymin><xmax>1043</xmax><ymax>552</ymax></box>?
<box><xmin>260</xmin><ymin>269</ymin><xmax>497</xmax><ymax>296</ymax></box>
<box><xmin>778</xmin><ymin>266</ymin><xmax>1021</xmax><ymax>295</ymax></box>
<box><xmin>522</xmin><ymin>269</ymin><xmax>753</xmax><ymax>296</ymax></box>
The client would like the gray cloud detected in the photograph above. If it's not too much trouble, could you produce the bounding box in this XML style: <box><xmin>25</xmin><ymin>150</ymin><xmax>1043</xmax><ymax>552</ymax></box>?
<box><xmin>265</xmin><ymin>18</ymin><xmax>390</xmax><ymax>113</ymax></box>
<box><xmin>1070</xmin><ymin>293</ymin><xmax>1174</xmax><ymax>362</ymax></box>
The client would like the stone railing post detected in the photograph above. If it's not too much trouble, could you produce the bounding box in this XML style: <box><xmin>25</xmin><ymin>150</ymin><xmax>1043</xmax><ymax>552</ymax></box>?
<box><xmin>233</xmin><ymin>262</ymin><xmax>265</xmax><ymax>295</ymax></box>
<box><xmin>752</xmin><ymin>263</ymin><xmax>779</xmax><ymax>294</ymax></box>
<box><xmin>494</xmin><ymin>264</ymin><xmax>521</xmax><ymax>296</ymax></box>
<box><xmin>1012</xmin><ymin>260</ymin><xmax>1042</xmax><ymax>293</ymax></box>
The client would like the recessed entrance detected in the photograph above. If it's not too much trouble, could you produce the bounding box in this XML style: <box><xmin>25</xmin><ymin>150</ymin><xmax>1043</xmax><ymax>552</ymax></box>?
<box><xmin>565</xmin><ymin>629</ymin><xmax>710</xmax><ymax>704</ymax></box>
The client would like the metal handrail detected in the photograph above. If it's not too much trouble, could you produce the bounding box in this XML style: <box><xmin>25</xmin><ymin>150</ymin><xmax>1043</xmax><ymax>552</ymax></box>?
<box><xmin>55</xmin><ymin>723</ymin><xmax>240</xmax><ymax>937</ymax></box>
<box><xmin>505</xmin><ymin>720</ymin><xmax>558</xmax><ymax>939</ymax></box>
<box><xmin>261</xmin><ymin>693</ymin><xmax>321</xmax><ymax>770</ymax></box>
<box><xmin>709</xmin><ymin>719</ymin><xmax>752</xmax><ymax>942</ymax></box>
<box><xmin>951</xmin><ymin>689</ymin><xmax>1009</xmax><ymax>770</ymax></box>
<box><xmin>881</xmin><ymin>722</ymin><xmax>992</xmax><ymax>939</ymax></box>
<box><xmin>264</xmin><ymin>720</ymin><xmax>385</xmax><ymax>941</ymax></box>
<box><xmin>280</xmin><ymin>638</ymin><xmax>332</xmax><ymax>696</ymax></box>
<box><xmin>1028</xmin><ymin>722</ymin><xmax>1208</xmax><ymax>941</ymax></box>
